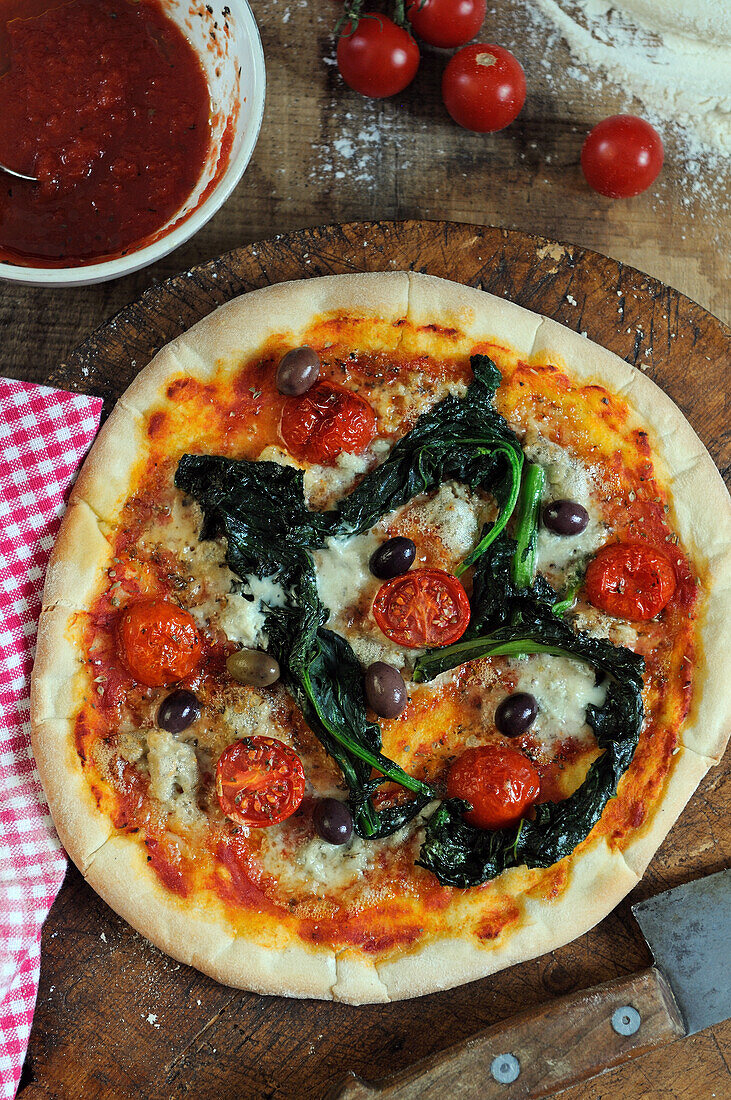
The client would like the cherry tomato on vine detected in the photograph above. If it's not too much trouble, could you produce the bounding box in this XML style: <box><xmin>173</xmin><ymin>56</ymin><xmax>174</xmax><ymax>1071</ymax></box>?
<box><xmin>372</xmin><ymin>568</ymin><xmax>471</xmax><ymax>648</ymax></box>
<box><xmin>216</xmin><ymin>737</ymin><xmax>306</xmax><ymax>828</ymax></box>
<box><xmin>337</xmin><ymin>16</ymin><xmax>420</xmax><ymax>98</ymax></box>
<box><xmin>447</xmin><ymin>745</ymin><xmax>541</xmax><ymax>829</ymax></box>
<box><xmin>119</xmin><ymin>599</ymin><xmax>202</xmax><ymax>687</ymax></box>
<box><xmin>581</xmin><ymin>115</ymin><xmax>663</xmax><ymax>198</ymax></box>
<box><xmin>406</xmin><ymin>0</ymin><xmax>486</xmax><ymax>49</ymax></box>
<box><xmin>280</xmin><ymin>380</ymin><xmax>377</xmax><ymax>464</ymax></box>
<box><xmin>442</xmin><ymin>43</ymin><xmax>526</xmax><ymax>132</ymax></box>
<box><xmin>585</xmin><ymin>542</ymin><xmax>676</xmax><ymax>621</ymax></box>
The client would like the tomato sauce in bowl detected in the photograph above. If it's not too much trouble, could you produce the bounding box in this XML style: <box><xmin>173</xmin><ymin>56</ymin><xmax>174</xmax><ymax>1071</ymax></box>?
<box><xmin>0</xmin><ymin>0</ymin><xmax>212</xmax><ymax>267</ymax></box>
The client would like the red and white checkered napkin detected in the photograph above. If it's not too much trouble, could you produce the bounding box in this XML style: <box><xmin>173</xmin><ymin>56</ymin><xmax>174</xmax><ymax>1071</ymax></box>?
<box><xmin>0</xmin><ymin>377</ymin><xmax>102</xmax><ymax>1100</ymax></box>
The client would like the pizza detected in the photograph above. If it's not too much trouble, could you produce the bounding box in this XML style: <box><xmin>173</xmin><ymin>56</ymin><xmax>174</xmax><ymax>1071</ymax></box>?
<box><xmin>31</xmin><ymin>272</ymin><xmax>731</xmax><ymax>1004</ymax></box>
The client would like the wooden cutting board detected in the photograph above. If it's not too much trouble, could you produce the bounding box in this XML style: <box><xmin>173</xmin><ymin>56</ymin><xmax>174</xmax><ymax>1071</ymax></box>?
<box><xmin>23</xmin><ymin>221</ymin><xmax>730</xmax><ymax>1100</ymax></box>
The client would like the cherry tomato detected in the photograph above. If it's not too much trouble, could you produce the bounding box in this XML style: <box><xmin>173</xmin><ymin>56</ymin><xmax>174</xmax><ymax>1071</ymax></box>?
<box><xmin>119</xmin><ymin>599</ymin><xmax>202</xmax><ymax>687</ymax></box>
<box><xmin>373</xmin><ymin>568</ymin><xmax>470</xmax><ymax>648</ymax></box>
<box><xmin>447</xmin><ymin>745</ymin><xmax>540</xmax><ymax>829</ymax></box>
<box><xmin>585</xmin><ymin>542</ymin><xmax>676</xmax><ymax>621</ymax></box>
<box><xmin>280</xmin><ymin>380</ymin><xmax>377</xmax><ymax>465</ymax></box>
<box><xmin>441</xmin><ymin>43</ymin><xmax>526</xmax><ymax>132</ymax></box>
<box><xmin>337</xmin><ymin>16</ymin><xmax>420</xmax><ymax>98</ymax></box>
<box><xmin>216</xmin><ymin>737</ymin><xmax>306</xmax><ymax>828</ymax></box>
<box><xmin>406</xmin><ymin>0</ymin><xmax>486</xmax><ymax>49</ymax></box>
<box><xmin>581</xmin><ymin>115</ymin><xmax>663</xmax><ymax>198</ymax></box>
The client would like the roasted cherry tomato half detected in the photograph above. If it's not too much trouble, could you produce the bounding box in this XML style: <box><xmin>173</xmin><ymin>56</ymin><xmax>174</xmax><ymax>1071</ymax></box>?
<box><xmin>447</xmin><ymin>745</ymin><xmax>540</xmax><ymax>829</ymax></box>
<box><xmin>119</xmin><ymin>599</ymin><xmax>201</xmax><ymax>687</ymax></box>
<box><xmin>337</xmin><ymin>16</ymin><xmax>420</xmax><ymax>99</ymax></box>
<box><xmin>581</xmin><ymin>115</ymin><xmax>663</xmax><ymax>198</ymax></box>
<box><xmin>372</xmin><ymin>568</ymin><xmax>470</xmax><ymax>648</ymax></box>
<box><xmin>280</xmin><ymin>379</ymin><xmax>377</xmax><ymax>465</ymax></box>
<box><xmin>441</xmin><ymin>43</ymin><xmax>526</xmax><ymax>132</ymax></box>
<box><xmin>406</xmin><ymin>0</ymin><xmax>486</xmax><ymax>49</ymax></box>
<box><xmin>585</xmin><ymin>541</ymin><xmax>676</xmax><ymax>621</ymax></box>
<box><xmin>216</xmin><ymin>736</ymin><xmax>306</xmax><ymax>828</ymax></box>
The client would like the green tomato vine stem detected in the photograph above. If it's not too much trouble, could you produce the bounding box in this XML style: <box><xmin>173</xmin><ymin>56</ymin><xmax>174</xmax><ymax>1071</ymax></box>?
<box><xmin>335</xmin><ymin>0</ymin><xmax>414</xmax><ymax>36</ymax></box>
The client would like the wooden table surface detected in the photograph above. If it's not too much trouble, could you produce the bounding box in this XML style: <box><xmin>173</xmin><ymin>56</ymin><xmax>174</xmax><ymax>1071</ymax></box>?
<box><xmin>2</xmin><ymin>2</ymin><xmax>729</xmax><ymax>1099</ymax></box>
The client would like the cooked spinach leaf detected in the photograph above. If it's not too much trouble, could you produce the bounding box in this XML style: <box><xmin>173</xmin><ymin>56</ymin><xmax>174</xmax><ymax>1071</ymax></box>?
<box><xmin>176</xmin><ymin>454</ymin><xmax>328</xmax><ymax>581</ymax></box>
<box><xmin>175</xmin><ymin>356</ymin><xmax>522</xmax><ymax>838</ymax></box>
<box><xmin>176</xmin><ymin>456</ymin><xmax>436</xmax><ymax>839</ymax></box>
<box><xmin>263</xmin><ymin>562</ymin><xmax>435</xmax><ymax>838</ymax></box>
<box><xmin>552</xmin><ymin>569</ymin><xmax>584</xmax><ymax>618</ymax></box>
<box><xmin>332</xmin><ymin>355</ymin><xmax>524</xmax><ymax>573</ymax></box>
<box><xmin>413</xmin><ymin>531</ymin><xmax>645</xmax><ymax>887</ymax></box>
<box><xmin>177</xmin><ymin>358</ymin><xmax>645</xmax><ymax>887</ymax></box>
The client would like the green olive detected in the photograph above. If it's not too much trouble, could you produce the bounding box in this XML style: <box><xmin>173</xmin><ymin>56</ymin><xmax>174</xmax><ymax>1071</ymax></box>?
<box><xmin>226</xmin><ymin>649</ymin><xmax>280</xmax><ymax>688</ymax></box>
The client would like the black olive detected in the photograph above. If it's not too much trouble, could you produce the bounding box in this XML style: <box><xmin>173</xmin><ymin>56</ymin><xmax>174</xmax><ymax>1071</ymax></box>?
<box><xmin>364</xmin><ymin>662</ymin><xmax>407</xmax><ymax>718</ymax></box>
<box><xmin>495</xmin><ymin>692</ymin><xmax>538</xmax><ymax>737</ymax></box>
<box><xmin>275</xmin><ymin>346</ymin><xmax>321</xmax><ymax>395</ymax></box>
<box><xmin>157</xmin><ymin>689</ymin><xmax>201</xmax><ymax>734</ymax></box>
<box><xmin>543</xmin><ymin>500</ymin><xmax>590</xmax><ymax>536</ymax></box>
<box><xmin>369</xmin><ymin>536</ymin><xmax>416</xmax><ymax>580</ymax></box>
<box><xmin>313</xmin><ymin>798</ymin><xmax>353</xmax><ymax>845</ymax></box>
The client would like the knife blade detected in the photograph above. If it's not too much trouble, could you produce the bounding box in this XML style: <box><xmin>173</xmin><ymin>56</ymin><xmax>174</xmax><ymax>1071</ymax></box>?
<box><xmin>632</xmin><ymin>867</ymin><xmax>731</xmax><ymax>1036</ymax></box>
<box><xmin>328</xmin><ymin>869</ymin><xmax>730</xmax><ymax>1100</ymax></box>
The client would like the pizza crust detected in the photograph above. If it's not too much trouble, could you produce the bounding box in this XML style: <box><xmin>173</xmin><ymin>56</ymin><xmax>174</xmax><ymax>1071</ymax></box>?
<box><xmin>32</xmin><ymin>606</ymin><xmax>90</xmax><ymax>723</ymax></box>
<box><xmin>69</xmin><ymin>400</ymin><xmax>148</xmax><ymax>524</ymax></box>
<box><xmin>31</xmin><ymin>719</ymin><xmax>113</xmax><ymax>874</ymax></box>
<box><xmin>40</xmin><ymin>501</ymin><xmax>112</xmax><ymax>612</ymax></box>
<box><xmin>83</xmin><ymin>833</ymin><xmax>342</xmax><ymax>1000</ymax></box>
<box><xmin>374</xmin><ymin>840</ymin><xmax>637</xmax><ymax>1002</ymax></box>
<box><xmin>31</xmin><ymin>270</ymin><xmax>731</xmax><ymax>1004</ymax></box>
<box><xmin>116</xmin><ymin>272</ymin><xmax>412</xmax><ymax>422</ymax></box>
<box><xmin>406</xmin><ymin>274</ymin><xmax>731</xmax><ymax>765</ymax></box>
<box><xmin>618</xmin><ymin>745</ymin><xmax>714</xmax><ymax>878</ymax></box>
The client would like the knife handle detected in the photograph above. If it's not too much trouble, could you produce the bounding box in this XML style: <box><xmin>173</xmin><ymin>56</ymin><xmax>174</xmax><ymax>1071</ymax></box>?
<box><xmin>328</xmin><ymin>967</ymin><xmax>685</xmax><ymax>1100</ymax></box>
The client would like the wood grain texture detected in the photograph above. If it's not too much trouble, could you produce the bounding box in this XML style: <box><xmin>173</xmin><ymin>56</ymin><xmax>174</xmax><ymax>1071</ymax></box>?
<box><xmin>15</xmin><ymin>219</ymin><xmax>730</xmax><ymax>1100</ymax></box>
<box><xmin>2</xmin><ymin>4</ymin><xmax>728</xmax><ymax>1095</ymax></box>
<box><xmin>329</xmin><ymin>969</ymin><xmax>685</xmax><ymax>1100</ymax></box>
<box><xmin>0</xmin><ymin>0</ymin><xmax>728</xmax><ymax>395</ymax></box>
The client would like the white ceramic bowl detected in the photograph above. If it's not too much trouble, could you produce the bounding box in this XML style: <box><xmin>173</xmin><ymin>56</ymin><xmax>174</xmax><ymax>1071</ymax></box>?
<box><xmin>0</xmin><ymin>0</ymin><xmax>265</xmax><ymax>287</ymax></box>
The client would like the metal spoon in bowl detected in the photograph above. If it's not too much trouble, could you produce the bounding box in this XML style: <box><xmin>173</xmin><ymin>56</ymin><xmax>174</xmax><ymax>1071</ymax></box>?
<box><xmin>0</xmin><ymin>161</ymin><xmax>38</xmax><ymax>182</ymax></box>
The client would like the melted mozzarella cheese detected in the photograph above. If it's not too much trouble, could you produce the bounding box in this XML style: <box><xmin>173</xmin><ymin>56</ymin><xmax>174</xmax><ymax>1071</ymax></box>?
<box><xmin>312</xmin><ymin>481</ymin><xmax>489</xmax><ymax>670</ymax></box>
<box><xmin>509</xmin><ymin>654</ymin><xmax>607</xmax><ymax>754</ymax></box>
<box><xmin>257</xmin><ymin>444</ymin><xmax>300</xmax><ymax>469</ymax></box>
<box><xmin>260</xmin><ymin>811</ymin><xmax>429</xmax><ymax>897</ymax></box>
<box><xmin>117</xmin><ymin>729</ymin><xmax>202</xmax><ymax>826</ymax></box>
<box><xmin>147</xmin><ymin>730</ymin><xmax>199</xmax><ymax>801</ymax></box>
<box><xmin>266</xmin><ymin>831</ymin><xmax>373</xmax><ymax>894</ymax></box>
<box><xmin>523</xmin><ymin>433</ymin><xmax>607</xmax><ymax>577</ymax></box>
<box><xmin>221</xmin><ymin>692</ymin><xmax>282</xmax><ymax>744</ymax></box>
<box><xmin>257</xmin><ymin>443</ymin><xmax>385</xmax><ymax>511</ymax></box>
<box><xmin>314</xmin><ymin>532</ymin><xmax>380</xmax><ymax>619</ymax></box>
<box><xmin>192</xmin><ymin>568</ymin><xmax>288</xmax><ymax>649</ymax></box>
<box><xmin>569</xmin><ymin>606</ymin><xmax>640</xmax><ymax>650</ymax></box>
<box><xmin>397</xmin><ymin>481</ymin><xmax>489</xmax><ymax>561</ymax></box>
<box><xmin>366</xmin><ymin>374</ymin><xmax>468</xmax><ymax>434</ymax></box>
<box><xmin>214</xmin><ymin>592</ymin><xmax>267</xmax><ymax>647</ymax></box>
<box><xmin>304</xmin><ymin>451</ymin><xmax>371</xmax><ymax>510</ymax></box>
<box><xmin>313</xmin><ymin>530</ymin><xmax>419</xmax><ymax>669</ymax></box>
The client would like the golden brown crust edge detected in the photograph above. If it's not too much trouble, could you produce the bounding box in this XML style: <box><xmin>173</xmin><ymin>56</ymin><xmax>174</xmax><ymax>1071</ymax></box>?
<box><xmin>117</xmin><ymin>271</ymin><xmax>412</xmax><ymax>419</ymax></box>
<box><xmin>30</xmin><ymin>270</ymin><xmax>730</xmax><ymax>1004</ymax></box>
<box><xmin>408</xmin><ymin>273</ymin><xmax>731</xmax><ymax>761</ymax></box>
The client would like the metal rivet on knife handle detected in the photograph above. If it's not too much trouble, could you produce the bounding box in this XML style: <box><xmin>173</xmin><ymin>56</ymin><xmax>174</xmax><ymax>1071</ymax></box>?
<box><xmin>490</xmin><ymin>1053</ymin><xmax>521</xmax><ymax>1083</ymax></box>
<box><xmin>611</xmin><ymin>1005</ymin><xmax>641</xmax><ymax>1036</ymax></box>
<box><xmin>327</xmin><ymin>967</ymin><xmax>687</xmax><ymax>1100</ymax></box>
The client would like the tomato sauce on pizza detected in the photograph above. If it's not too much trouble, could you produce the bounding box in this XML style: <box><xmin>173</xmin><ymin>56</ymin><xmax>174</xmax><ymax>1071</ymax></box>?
<box><xmin>33</xmin><ymin>274</ymin><xmax>728</xmax><ymax>1001</ymax></box>
<box><xmin>68</xmin><ymin>311</ymin><xmax>697</xmax><ymax>952</ymax></box>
